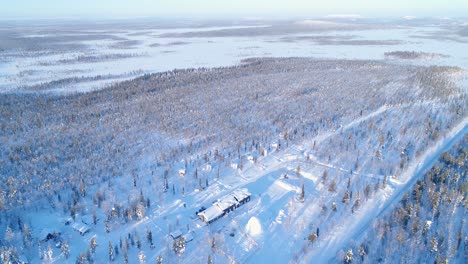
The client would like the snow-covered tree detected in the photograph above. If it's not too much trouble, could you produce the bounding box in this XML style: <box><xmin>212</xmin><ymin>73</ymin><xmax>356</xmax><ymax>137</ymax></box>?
<box><xmin>122</xmin><ymin>244</ymin><xmax>128</xmax><ymax>264</ymax></box>
<box><xmin>321</xmin><ymin>170</ymin><xmax>328</xmax><ymax>184</ymax></box>
<box><xmin>61</xmin><ymin>241</ymin><xmax>70</xmax><ymax>259</ymax></box>
<box><xmin>0</xmin><ymin>247</ymin><xmax>18</xmax><ymax>264</ymax></box>
<box><xmin>344</xmin><ymin>249</ymin><xmax>353</xmax><ymax>263</ymax></box>
<box><xmin>108</xmin><ymin>241</ymin><xmax>114</xmax><ymax>261</ymax></box>
<box><xmin>342</xmin><ymin>191</ymin><xmax>350</xmax><ymax>204</ymax></box>
<box><xmin>136</xmin><ymin>231</ymin><xmax>142</xmax><ymax>249</ymax></box>
<box><xmin>46</xmin><ymin>244</ymin><xmax>53</xmax><ymax>260</ymax></box>
<box><xmin>90</xmin><ymin>237</ymin><xmax>97</xmax><ymax>253</ymax></box>
<box><xmin>358</xmin><ymin>245</ymin><xmax>365</xmax><ymax>262</ymax></box>
<box><xmin>146</xmin><ymin>229</ymin><xmax>154</xmax><ymax>248</ymax></box>
<box><xmin>430</xmin><ymin>237</ymin><xmax>438</xmax><ymax>253</ymax></box>
<box><xmin>299</xmin><ymin>184</ymin><xmax>305</xmax><ymax>201</ymax></box>
<box><xmin>211</xmin><ymin>237</ymin><xmax>216</xmax><ymax>249</ymax></box>
<box><xmin>328</xmin><ymin>180</ymin><xmax>337</xmax><ymax>193</ymax></box>
<box><xmin>308</xmin><ymin>232</ymin><xmax>318</xmax><ymax>243</ymax></box>
<box><xmin>138</xmin><ymin>251</ymin><xmax>146</xmax><ymax>264</ymax></box>
<box><xmin>136</xmin><ymin>203</ymin><xmax>145</xmax><ymax>220</ymax></box>
<box><xmin>364</xmin><ymin>184</ymin><xmax>371</xmax><ymax>199</ymax></box>
<box><xmin>76</xmin><ymin>252</ymin><xmax>88</xmax><ymax>264</ymax></box>
<box><xmin>173</xmin><ymin>236</ymin><xmax>186</xmax><ymax>255</ymax></box>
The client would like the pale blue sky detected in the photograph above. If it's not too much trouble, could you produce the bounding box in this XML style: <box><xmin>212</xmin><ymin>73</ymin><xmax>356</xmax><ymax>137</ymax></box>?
<box><xmin>1</xmin><ymin>0</ymin><xmax>468</xmax><ymax>19</ymax></box>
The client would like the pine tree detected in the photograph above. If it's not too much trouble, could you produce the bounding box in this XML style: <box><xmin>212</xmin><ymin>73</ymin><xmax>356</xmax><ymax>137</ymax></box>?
<box><xmin>45</xmin><ymin>243</ymin><xmax>53</xmax><ymax>262</ymax></box>
<box><xmin>125</xmin><ymin>236</ymin><xmax>130</xmax><ymax>249</ymax></box>
<box><xmin>136</xmin><ymin>203</ymin><xmax>145</xmax><ymax>220</ymax></box>
<box><xmin>328</xmin><ymin>179</ymin><xmax>337</xmax><ymax>192</ymax></box>
<box><xmin>108</xmin><ymin>241</ymin><xmax>114</xmax><ymax>261</ymax></box>
<box><xmin>38</xmin><ymin>243</ymin><xmax>42</xmax><ymax>260</ymax></box>
<box><xmin>22</xmin><ymin>224</ymin><xmax>31</xmax><ymax>247</ymax></box>
<box><xmin>76</xmin><ymin>253</ymin><xmax>87</xmax><ymax>264</ymax></box>
<box><xmin>332</xmin><ymin>202</ymin><xmax>337</xmax><ymax>212</ymax></box>
<box><xmin>61</xmin><ymin>241</ymin><xmax>70</xmax><ymax>259</ymax></box>
<box><xmin>173</xmin><ymin>236</ymin><xmax>186</xmax><ymax>255</ymax></box>
<box><xmin>207</xmin><ymin>255</ymin><xmax>212</xmax><ymax>264</ymax></box>
<box><xmin>321</xmin><ymin>170</ymin><xmax>328</xmax><ymax>184</ymax></box>
<box><xmin>308</xmin><ymin>232</ymin><xmax>318</xmax><ymax>243</ymax></box>
<box><xmin>140</xmin><ymin>189</ymin><xmax>145</xmax><ymax>204</ymax></box>
<box><xmin>146</xmin><ymin>229</ymin><xmax>154</xmax><ymax>248</ymax></box>
<box><xmin>374</xmin><ymin>180</ymin><xmax>380</xmax><ymax>192</ymax></box>
<box><xmin>105</xmin><ymin>220</ymin><xmax>110</xmax><ymax>233</ymax></box>
<box><xmin>364</xmin><ymin>184</ymin><xmax>371</xmax><ymax>199</ymax></box>
<box><xmin>430</xmin><ymin>237</ymin><xmax>438</xmax><ymax>252</ymax></box>
<box><xmin>358</xmin><ymin>245</ymin><xmax>365</xmax><ymax>261</ymax></box>
<box><xmin>157</xmin><ymin>255</ymin><xmax>163</xmax><ymax>264</ymax></box>
<box><xmin>299</xmin><ymin>184</ymin><xmax>305</xmax><ymax>201</ymax></box>
<box><xmin>92</xmin><ymin>210</ymin><xmax>97</xmax><ymax>225</ymax></box>
<box><xmin>0</xmin><ymin>247</ymin><xmax>13</xmax><ymax>264</ymax></box>
<box><xmin>79</xmin><ymin>178</ymin><xmax>86</xmax><ymax>197</ymax></box>
<box><xmin>342</xmin><ymin>190</ymin><xmax>350</xmax><ymax>204</ymax></box>
<box><xmin>122</xmin><ymin>244</ymin><xmax>128</xmax><ymax>264</ymax></box>
<box><xmin>138</xmin><ymin>251</ymin><xmax>146</xmax><ymax>264</ymax></box>
<box><xmin>90</xmin><ymin>237</ymin><xmax>97</xmax><ymax>253</ymax></box>
<box><xmin>136</xmin><ymin>231</ymin><xmax>142</xmax><ymax>249</ymax></box>
<box><xmin>344</xmin><ymin>249</ymin><xmax>353</xmax><ymax>263</ymax></box>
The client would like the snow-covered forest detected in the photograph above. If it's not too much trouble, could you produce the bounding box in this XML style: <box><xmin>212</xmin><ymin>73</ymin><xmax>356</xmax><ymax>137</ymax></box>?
<box><xmin>340</xmin><ymin>135</ymin><xmax>467</xmax><ymax>263</ymax></box>
<box><xmin>0</xmin><ymin>18</ymin><xmax>467</xmax><ymax>263</ymax></box>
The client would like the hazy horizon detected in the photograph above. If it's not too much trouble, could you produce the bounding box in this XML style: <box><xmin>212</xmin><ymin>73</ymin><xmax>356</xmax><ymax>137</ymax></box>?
<box><xmin>2</xmin><ymin>0</ymin><xmax>468</xmax><ymax>20</ymax></box>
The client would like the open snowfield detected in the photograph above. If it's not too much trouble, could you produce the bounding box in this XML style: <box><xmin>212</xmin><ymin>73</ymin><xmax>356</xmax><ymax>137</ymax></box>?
<box><xmin>0</xmin><ymin>17</ymin><xmax>467</xmax><ymax>263</ymax></box>
<box><xmin>1</xmin><ymin>17</ymin><xmax>468</xmax><ymax>93</ymax></box>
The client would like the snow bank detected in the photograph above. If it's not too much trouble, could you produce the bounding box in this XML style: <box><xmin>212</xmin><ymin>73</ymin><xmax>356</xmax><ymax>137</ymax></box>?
<box><xmin>245</xmin><ymin>217</ymin><xmax>262</xmax><ymax>237</ymax></box>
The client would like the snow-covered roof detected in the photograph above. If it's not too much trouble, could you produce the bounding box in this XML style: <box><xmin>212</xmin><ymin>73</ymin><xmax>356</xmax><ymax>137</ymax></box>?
<box><xmin>170</xmin><ymin>229</ymin><xmax>183</xmax><ymax>239</ymax></box>
<box><xmin>198</xmin><ymin>188</ymin><xmax>251</xmax><ymax>223</ymax></box>
<box><xmin>215</xmin><ymin>195</ymin><xmax>238</xmax><ymax>211</ymax></box>
<box><xmin>183</xmin><ymin>231</ymin><xmax>194</xmax><ymax>242</ymax></box>
<box><xmin>72</xmin><ymin>223</ymin><xmax>90</xmax><ymax>234</ymax></box>
<box><xmin>198</xmin><ymin>205</ymin><xmax>224</xmax><ymax>222</ymax></box>
<box><xmin>81</xmin><ymin>215</ymin><xmax>94</xmax><ymax>225</ymax></box>
<box><xmin>232</xmin><ymin>188</ymin><xmax>251</xmax><ymax>202</ymax></box>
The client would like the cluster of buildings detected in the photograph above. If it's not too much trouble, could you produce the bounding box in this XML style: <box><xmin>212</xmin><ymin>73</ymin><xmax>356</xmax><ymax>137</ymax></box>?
<box><xmin>197</xmin><ymin>188</ymin><xmax>251</xmax><ymax>224</ymax></box>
